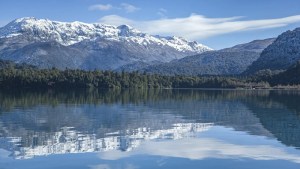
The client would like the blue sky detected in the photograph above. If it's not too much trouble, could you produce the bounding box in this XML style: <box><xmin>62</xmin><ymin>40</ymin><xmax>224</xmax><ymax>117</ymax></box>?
<box><xmin>1</xmin><ymin>0</ymin><xmax>300</xmax><ymax>49</ymax></box>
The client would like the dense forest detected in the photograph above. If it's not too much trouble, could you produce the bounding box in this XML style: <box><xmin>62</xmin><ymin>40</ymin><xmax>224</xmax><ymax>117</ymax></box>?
<box><xmin>0</xmin><ymin>59</ymin><xmax>299</xmax><ymax>89</ymax></box>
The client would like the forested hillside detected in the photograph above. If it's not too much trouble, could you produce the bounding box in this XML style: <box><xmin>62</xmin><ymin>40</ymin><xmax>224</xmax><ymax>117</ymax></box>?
<box><xmin>142</xmin><ymin>38</ymin><xmax>274</xmax><ymax>75</ymax></box>
<box><xmin>245</xmin><ymin>28</ymin><xmax>300</xmax><ymax>74</ymax></box>
<box><xmin>0</xmin><ymin>59</ymin><xmax>268</xmax><ymax>89</ymax></box>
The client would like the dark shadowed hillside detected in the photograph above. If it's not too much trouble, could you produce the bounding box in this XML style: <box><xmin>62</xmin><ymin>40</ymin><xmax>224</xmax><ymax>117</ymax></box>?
<box><xmin>245</xmin><ymin>28</ymin><xmax>300</xmax><ymax>74</ymax></box>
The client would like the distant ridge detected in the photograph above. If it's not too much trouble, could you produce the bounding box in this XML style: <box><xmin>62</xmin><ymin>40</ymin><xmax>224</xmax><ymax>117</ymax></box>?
<box><xmin>140</xmin><ymin>38</ymin><xmax>275</xmax><ymax>75</ymax></box>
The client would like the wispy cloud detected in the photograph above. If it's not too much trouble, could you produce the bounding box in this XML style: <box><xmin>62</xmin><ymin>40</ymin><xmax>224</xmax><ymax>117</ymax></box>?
<box><xmin>89</xmin><ymin>4</ymin><xmax>113</xmax><ymax>11</ymax></box>
<box><xmin>99</xmin><ymin>14</ymin><xmax>300</xmax><ymax>40</ymax></box>
<box><xmin>157</xmin><ymin>8</ymin><xmax>168</xmax><ymax>18</ymax></box>
<box><xmin>120</xmin><ymin>3</ymin><xmax>140</xmax><ymax>13</ymax></box>
<box><xmin>89</xmin><ymin>3</ymin><xmax>140</xmax><ymax>13</ymax></box>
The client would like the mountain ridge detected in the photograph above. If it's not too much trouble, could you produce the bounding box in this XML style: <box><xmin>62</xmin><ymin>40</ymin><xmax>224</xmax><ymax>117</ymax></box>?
<box><xmin>244</xmin><ymin>28</ymin><xmax>300</xmax><ymax>74</ymax></box>
<box><xmin>140</xmin><ymin>38</ymin><xmax>275</xmax><ymax>75</ymax></box>
<box><xmin>0</xmin><ymin>17</ymin><xmax>212</xmax><ymax>70</ymax></box>
<box><xmin>0</xmin><ymin>17</ymin><xmax>211</xmax><ymax>51</ymax></box>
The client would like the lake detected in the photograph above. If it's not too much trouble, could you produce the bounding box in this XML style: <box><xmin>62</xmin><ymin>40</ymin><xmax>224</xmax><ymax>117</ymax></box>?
<box><xmin>0</xmin><ymin>89</ymin><xmax>300</xmax><ymax>169</ymax></box>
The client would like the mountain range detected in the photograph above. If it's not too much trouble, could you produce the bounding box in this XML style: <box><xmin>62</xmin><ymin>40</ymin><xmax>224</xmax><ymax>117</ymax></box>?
<box><xmin>0</xmin><ymin>17</ymin><xmax>300</xmax><ymax>75</ymax></box>
<box><xmin>0</xmin><ymin>17</ymin><xmax>211</xmax><ymax>70</ymax></box>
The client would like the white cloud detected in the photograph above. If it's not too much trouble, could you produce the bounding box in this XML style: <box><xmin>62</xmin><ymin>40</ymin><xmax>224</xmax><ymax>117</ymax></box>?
<box><xmin>99</xmin><ymin>15</ymin><xmax>136</xmax><ymax>27</ymax></box>
<box><xmin>89</xmin><ymin>4</ymin><xmax>113</xmax><ymax>11</ymax></box>
<box><xmin>98</xmin><ymin>14</ymin><xmax>300</xmax><ymax>40</ymax></box>
<box><xmin>120</xmin><ymin>3</ymin><xmax>140</xmax><ymax>13</ymax></box>
<box><xmin>88</xmin><ymin>3</ymin><xmax>140</xmax><ymax>13</ymax></box>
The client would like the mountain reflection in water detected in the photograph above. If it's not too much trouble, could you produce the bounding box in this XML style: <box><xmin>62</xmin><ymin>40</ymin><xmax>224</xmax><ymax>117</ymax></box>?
<box><xmin>0</xmin><ymin>89</ymin><xmax>300</xmax><ymax>169</ymax></box>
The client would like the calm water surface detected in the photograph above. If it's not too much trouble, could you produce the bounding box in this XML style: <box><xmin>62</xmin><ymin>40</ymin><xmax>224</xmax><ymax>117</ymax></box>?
<box><xmin>1</xmin><ymin>89</ymin><xmax>300</xmax><ymax>169</ymax></box>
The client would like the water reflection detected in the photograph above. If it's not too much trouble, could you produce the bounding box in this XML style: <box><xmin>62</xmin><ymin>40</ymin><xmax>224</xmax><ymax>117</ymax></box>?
<box><xmin>97</xmin><ymin>127</ymin><xmax>300</xmax><ymax>163</ymax></box>
<box><xmin>2</xmin><ymin>123</ymin><xmax>212</xmax><ymax>159</ymax></box>
<box><xmin>0</xmin><ymin>89</ymin><xmax>300</xmax><ymax>168</ymax></box>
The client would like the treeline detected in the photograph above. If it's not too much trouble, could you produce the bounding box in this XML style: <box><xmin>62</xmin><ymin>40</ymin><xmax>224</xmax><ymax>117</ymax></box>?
<box><xmin>0</xmin><ymin>59</ymin><xmax>298</xmax><ymax>89</ymax></box>
<box><xmin>249</xmin><ymin>61</ymin><xmax>300</xmax><ymax>87</ymax></box>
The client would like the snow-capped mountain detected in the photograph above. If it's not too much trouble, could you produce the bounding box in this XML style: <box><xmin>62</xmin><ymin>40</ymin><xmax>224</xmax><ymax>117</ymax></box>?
<box><xmin>0</xmin><ymin>17</ymin><xmax>211</xmax><ymax>70</ymax></box>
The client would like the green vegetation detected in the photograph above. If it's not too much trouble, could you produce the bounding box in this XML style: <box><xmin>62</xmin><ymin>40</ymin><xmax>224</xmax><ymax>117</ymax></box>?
<box><xmin>0</xmin><ymin>59</ymin><xmax>299</xmax><ymax>89</ymax></box>
<box><xmin>249</xmin><ymin>61</ymin><xmax>300</xmax><ymax>88</ymax></box>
